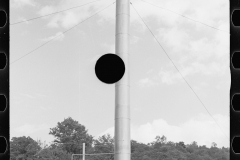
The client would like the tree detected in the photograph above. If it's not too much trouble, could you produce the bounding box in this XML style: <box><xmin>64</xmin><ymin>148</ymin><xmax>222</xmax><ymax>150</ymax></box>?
<box><xmin>157</xmin><ymin>152</ymin><xmax>169</xmax><ymax>160</ymax></box>
<box><xmin>34</xmin><ymin>145</ymin><xmax>72</xmax><ymax>160</ymax></box>
<box><xmin>50</xmin><ymin>147</ymin><xmax>72</xmax><ymax>160</ymax></box>
<box><xmin>10</xmin><ymin>136</ymin><xmax>41</xmax><ymax>160</ymax></box>
<box><xmin>10</xmin><ymin>123</ymin><xmax>230</xmax><ymax>160</ymax></box>
<box><xmin>91</xmin><ymin>134</ymin><xmax>114</xmax><ymax>160</ymax></box>
<box><xmin>191</xmin><ymin>141</ymin><xmax>198</xmax><ymax>148</ymax></box>
<box><xmin>142</xmin><ymin>155</ymin><xmax>152</xmax><ymax>160</ymax></box>
<box><xmin>36</xmin><ymin>139</ymin><xmax>48</xmax><ymax>150</ymax></box>
<box><xmin>150</xmin><ymin>135</ymin><xmax>168</xmax><ymax>149</ymax></box>
<box><xmin>34</xmin><ymin>147</ymin><xmax>56</xmax><ymax>160</ymax></box>
<box><xmin>211</xmin><ymin>142</ymin><xmax>217</xmax><ymax>148</ymax></box>
<box><xmin>49</xmin><ymin>117</ymin><xmax>94</xmax><ymax>154</ymax></box>
<box><xmin>160</xmin><ymin>135</ymin><xmax>167</xmax><ymax>144</ymax></box>
<box><xmin>154</xmin><ymin>135</ymin><xmax>167</xmax><ymax>144</ymax></box>
<box><xmin>177</xmin><ymin>141</ymin><xmax>186</xmax><ymax>149</ymax></box>
<box><xmin>175</xmin><ymin>141</ymin><xmax>187</xmax><ymax>154</ymax></box>
<box><xmin>131</xmin><ymin>140</ymin><xmax>151</xmax><ymax>160</ymax></box>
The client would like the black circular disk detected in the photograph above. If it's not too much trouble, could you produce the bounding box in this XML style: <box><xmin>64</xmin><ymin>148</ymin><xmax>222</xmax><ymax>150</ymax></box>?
<box><xmin>95</xmin><ymin>53</ymin><xmax>125</xmax><ymax>84</ymax></box>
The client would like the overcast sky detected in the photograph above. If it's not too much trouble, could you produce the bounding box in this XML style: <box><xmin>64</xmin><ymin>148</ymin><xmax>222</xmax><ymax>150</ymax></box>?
<box><xmin>10</xmin><ymin>0</ymin><xmax>230</xmax><ymax>148</ymax></box>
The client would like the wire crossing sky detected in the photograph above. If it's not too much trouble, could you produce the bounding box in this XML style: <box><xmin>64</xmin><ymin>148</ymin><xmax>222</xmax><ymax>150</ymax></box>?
<box><xmin>131</xmin><ymin>2</ymin><xmax>229</xmax><ymax>140</ymax></box>
<box><xmin>10</xmin><ymin>0</ymin><xmax>103</xmax><ymax>25</ymax></box>
<box><xmin>11</xmin><ymin>0</ymin><xmax>228</xmax><ymax>34</ymax></box>
<box><xmin>11</xmin><ymin>0</ymin><xmax>228</xmax><ymax>140</ymax></box>
<box><xmin>10</xmin><ymin>0</ymin><xmax>229</xmax><ymax>148</ymax></box>
<box><xmin>10</xmin><ymin>1</ymin><xmax>115</xmax><ymax>64</ymax></box>
<box><xmin>141</xmin><ymin>0</ymin><xmax>229</xmax><ymax>34</ymax></box>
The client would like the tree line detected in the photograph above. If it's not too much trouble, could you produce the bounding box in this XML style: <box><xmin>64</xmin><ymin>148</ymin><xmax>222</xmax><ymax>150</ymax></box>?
<box><xmin>10</xmin><ymin>117</ymin><xmax>229</xmax><ymax>160</ymax></box>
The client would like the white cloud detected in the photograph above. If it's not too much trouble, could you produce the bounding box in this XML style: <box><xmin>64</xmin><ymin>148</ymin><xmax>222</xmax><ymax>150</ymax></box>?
<box><xmin>138</xmin><ymin>56</ymin><xmax>229</xmax><ymax>86</ymax></box>
<box><xmin>130</xmin><ymin>0</ymin><xmax>229</xmax><ymax>82</ymax></box>
<box><xmin>99</xmin><ymin>113</ymin><xmax>229</xmax><ymax>148</ymax></box>
<box><xmin>61</xmin><ymin>11</ymin><xmax>81</xmax><ymax>29</ymax></box>
<box><xmin>34</xmin><ymin>0</ymin><xmax>228</xmax><ymax>33</ymax></box>
<box><xmin>14</xmin><ymin>124</ymin><xmax>49</xmax><ymax>135</ymax></box>
<box><xmin>138</xmin><ymin>77</ymin><xmax>159</xmax><ymax>87</ymax></box>
<box><xmin>41</xmin><ymin>32</ymin><xmax>65</xmax><ymax>42</ymax></box>
<box><xmin>138</xmin><ymin>67</ymin><xmax>189</xmax><ymax>86</ymax></box>
<box><xmin>37</xmin><ymin>0</ymin><xmax>114</xmax><ymax>29</ymax></box>
<box><xmin>11</xmin><ymin>0</ymin><xmax>35</xmax><ymax>8</ymax></box>
<box><xmin>133</xmin><ymin>0</ymin><xmax>228</xmax><ymax>25</ymax></box>
<box><xmin>38</xmin><ymin>5</ymin><xmax>55</xmax><ymax>16</ymax></box>
<box><xmin>157</xmin><ymin>69</ymin><xmax>182</xmax><ymax>85</ymax></box>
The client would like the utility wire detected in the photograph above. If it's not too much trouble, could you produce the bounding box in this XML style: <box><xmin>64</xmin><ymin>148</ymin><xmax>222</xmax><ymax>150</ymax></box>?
<box><xmin>141</xmin><ymin>0</ymin><xmax>229</xmax><ymax>34</ymax></box>
<box><xmin>130</xmin><ymin>2</ymin><xmax>229</xmax><ymax>140</ymax></box>
<box><xmin>10</xmin><ymin>0</ymin><xmax>103</xmax><ymax>25</ymax></box>
<box><xmin>10</xmin><ymin>2</ymin><xmax>115</xmax><ymax>65</ymax></box>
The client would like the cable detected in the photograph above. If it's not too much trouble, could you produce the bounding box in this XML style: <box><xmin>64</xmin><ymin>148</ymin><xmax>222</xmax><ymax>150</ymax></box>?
<box><xmin>10</xmin><ymin>2</ymin><xmax>115</xmax><ymax>65</ymax></box>
<box><xmin>141</xmin><ymin>0</ymin><xmax>229</xmax><ymax>34</ymax></box>
<box><xmin>10</xmin><ymin>0</ymin><xmax>103</xmax><ymax>25</ymax></box>
<box><xmin>130</xmin><ymin>2</ymin><xmax>229</xmax><ymax>140</ymax></box>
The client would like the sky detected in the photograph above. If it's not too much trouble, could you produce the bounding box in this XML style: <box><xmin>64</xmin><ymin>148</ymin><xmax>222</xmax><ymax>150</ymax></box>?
<box><xmin>10</xmin><ymin>0</ymin><xmax>230</xmax><ymax>148</ymax></box>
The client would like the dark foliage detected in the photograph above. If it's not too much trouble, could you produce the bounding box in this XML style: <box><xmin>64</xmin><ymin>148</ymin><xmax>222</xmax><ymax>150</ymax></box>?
<box><xmin>10</xmin><ymin>117</ymin><xmax>229</xmax><ymax>160</ymax></box>
<box><xmin>10</xmin><ymin>136</ymin><xmax>41</xmax><ymax>160</ymax></box>
<box><xmin>49</xmin><ymin>117</ymin><xmax>94</xmax><ymax>154</ymax></box>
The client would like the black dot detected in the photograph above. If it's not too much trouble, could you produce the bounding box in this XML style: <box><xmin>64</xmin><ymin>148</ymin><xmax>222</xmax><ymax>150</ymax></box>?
<box><xmin>0</xmin><ymin>53</ymin><xmax>7</xmax><ymax>70</ymax></box>
<box><xmin>232</xmin><ymin>52</ymin><xmax>240</xmax><ymax>69</ymax></box>
<box><xmin>232</xmin><ymin>136</ymin><xmax>240</xmax><ymax>154</ymax></box>
<box><xmin>0</xmin><ymin>95</ymin><xmax>6</xmax><ymax>112</ymax></box>
<box><xmin>95</xmin><ymin>53</ymin><xmax>125</xmax><ymax>84</ymax></box>
<box><xmin>0</xmin><ymin>10</ymin><xmax>7</xmax><ymax>28</ymax></box>
<box><xmin>0</xmin><ymin>136</ymin><xmax>7</xmax><ymax>154</ymax></box>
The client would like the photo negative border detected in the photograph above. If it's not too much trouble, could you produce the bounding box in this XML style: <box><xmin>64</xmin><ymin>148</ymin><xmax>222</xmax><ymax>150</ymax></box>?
<box><xmin>0</xmin><ymin>0</ymin><xmax>238</xmax><ymax>159</ymax></box>
<box><xmin>0</xmin><ymin>0</ymin><xmax>9</xmax><ymax>159</ymax></box>
<box><xmin>230</xmin><ymin>0</ymin><xmax>240</xmax><ymax>159</ymax></box>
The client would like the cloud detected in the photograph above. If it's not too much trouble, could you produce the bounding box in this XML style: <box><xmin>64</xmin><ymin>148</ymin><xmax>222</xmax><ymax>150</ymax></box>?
<box><xmin>132</xmin><ymin>0</ymin><xmax>229</xmax><ymax>81</ymax></box>
<box><xmin>138</xmin><ymin>67</ymin><xmax>185</xmax><ymax>86</ymax></box>
<box><xmin>14</xmin><ymin>124</ymin><xmax>49</xmax><ymax>135</ymax></box>
<box><xmin>99</xmin><ymin>113</ymin><xmax>229</xmax><ymax>148</ymax></box>
<box><xmin>132</xmin><ymin>0</ymin><xmax>228</xmax><ymax>25</ymax></box>
<box><xmin>37</xmin><ymin>5</ymin><xmax>55</xmax><ymax>16</ymax></box>
<box><xmin>138</xmin><ymin>77</ymin><xmax>159</xmax><ymax>87</ymax></box>
<box><xmin>34</xmin><ymin>0</ymin><xmax>228</xmax><ymax>32</ymax></box>
<box><xmin>41</xmin><ymin>32</ymin><xmax>65</xmax><ymax>42</ymax></box>
<box><xmin>131</xmin><ymin>0</ymin><xmax>229</xmax><ymax>89</ymax></box>
<box><xmin>11</xmin><ymin>0</ymin><xmax>35</xmax><ymax>8</ymax></box>
<box><xmin>157</xmin><ymin>69</ymin><xmax>184</xmax><ymax>85</ymax></box>
<box><xmin>138</xmin><ymin>56</ymin><xmax>229</xmax><ymax>86</ymax></box>
<box><xmin>37</xmin><ymin>0</ymin><xmax>114</xmax><ymax>29</ymax></box>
